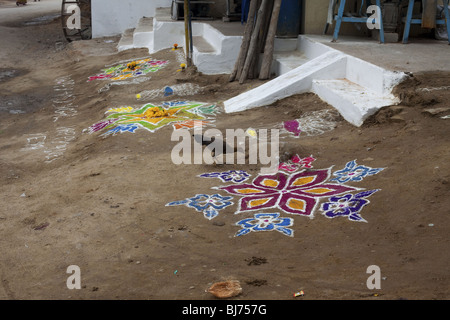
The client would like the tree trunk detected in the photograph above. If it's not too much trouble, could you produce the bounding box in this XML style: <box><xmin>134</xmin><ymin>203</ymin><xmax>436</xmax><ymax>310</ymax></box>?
<box><xmin>229</xmin><ymin>0</ymin><xmax>259</xmax><ymax>82</ymax></box>
<box><xmin>239</xmin><ymin>0</ymin><xmax>270</xmax><ymax>84</ymax></box>
<box><xmin>259</xmin><ymin>0</ymin><xmax>282</xmax><ymax>80</ymax></box>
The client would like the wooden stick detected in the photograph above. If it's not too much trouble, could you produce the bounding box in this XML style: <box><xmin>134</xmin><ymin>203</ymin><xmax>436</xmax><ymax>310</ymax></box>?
<box><xmin>237</xmin><ymin>0</ymin><xmax>261</xmax><ymax>80</ymax></box>
<box><xmin>253</xmin><ymin>0</ymin><xmax>273</xmax><ymax>79</ymax></box>
<box><xmin>259</xmin><ymin>0</ymin><xmax>282</xmax><ymax>80</ymax></box>
<box><xmin>229</xmin><ymin>0</ymin><xmax>259</xmax><ymax>82</ymax></box>
<box><xmin>239</xmin><ymin>0</ymin><xmax>270</xmax><ymax>84</ymax></box>
<box><xmin>184</xmin><ymin>0</ymin><xmax>192</xmax><ymax>66</ymax></box>
<box><xmin>259</xmin><ymin>0</ymin><xmax>274</xmax><ymax>53</ymax></box>
<box><xmin>422</xmin><ymin>0</ymin><xmax>437</xmax><ymax>29</ymax></box>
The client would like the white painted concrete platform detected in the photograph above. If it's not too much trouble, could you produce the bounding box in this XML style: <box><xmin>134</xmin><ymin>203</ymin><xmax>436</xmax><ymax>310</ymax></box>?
<box><xmin>224</xmin><ymin>50</ymin><xmax>348</xmax><ymax>113</ymax></box>
<box><xmin>117</xmin><ymin>28</ymin><xmax>135</xmax><ymax>52</ymax></box>
<box><xmin>118</xmin><ymin>8</ymin><xmax>244</xmax><ymax>75</ymax></box>
<box><xmin>312</xmin><ymin>79</ymin><xmax>400</xmax><ymax>127</ymax></box>
<box><xmin>224</xmin><ymin>35</ymin><xmax>406</xmax><ymax>126</ymax></box>
<box><xmin>116</xmin><ymin>9</ymin><xmax>408</xmax><ymax>127</ymax></box>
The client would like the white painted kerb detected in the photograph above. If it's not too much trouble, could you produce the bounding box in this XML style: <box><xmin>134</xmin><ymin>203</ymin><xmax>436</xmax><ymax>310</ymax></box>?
<box><xmin>224</xmin><ymin>51</ymin><xmax>347</xmax><ymax>113</ymax></box>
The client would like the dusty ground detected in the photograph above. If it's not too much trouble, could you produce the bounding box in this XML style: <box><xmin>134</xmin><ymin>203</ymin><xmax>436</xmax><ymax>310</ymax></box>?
<box><xmin>0</xmin><ymin>4</ymin><xmax>449</xmax><ymax>301</ymax></box>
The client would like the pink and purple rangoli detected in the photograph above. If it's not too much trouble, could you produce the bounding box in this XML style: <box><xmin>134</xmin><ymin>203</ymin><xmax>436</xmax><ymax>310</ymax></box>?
<box><xmin>165</xmin><ymin>156</ymin><xmax>385</xmax><ymax>237</ymax></box>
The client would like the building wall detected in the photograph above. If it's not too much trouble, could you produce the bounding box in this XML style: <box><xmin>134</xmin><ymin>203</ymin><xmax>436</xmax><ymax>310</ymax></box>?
<box><xmin>92</xmin><ymin>0</ymin><xmax>230</xmax><ymax>38</ymax></box>
<box><xmin>92</xmin><ymin>0</ymin><xmax>172</xmax><ymax>38</ymax></box>
<box><xmin>304</xmin><ymin>0</ymin><xmax>370</xmax><ymax>36</ymax></box>
<box><xmin>92</xmin><ymin>0</ymin><xmax>435</xmax><ymax>39</ymax></box>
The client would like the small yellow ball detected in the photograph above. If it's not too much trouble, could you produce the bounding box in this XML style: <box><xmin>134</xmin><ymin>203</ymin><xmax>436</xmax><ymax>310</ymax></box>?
<box><xmin>136</xmin><ymin>94</ymin><xmax>141</xmax><ymax>99</ymax></box>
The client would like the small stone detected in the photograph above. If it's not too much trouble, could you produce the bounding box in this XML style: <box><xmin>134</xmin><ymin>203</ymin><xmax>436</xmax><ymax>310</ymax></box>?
<box><xmin>390</xmin><ymin>114</ymin><xmax>406</xmax><ymax>123</ymax></box>
<box><xmin>208</xmin><ymin>280</ymin><xmax>242</xmax><ymax>299</ymax></box>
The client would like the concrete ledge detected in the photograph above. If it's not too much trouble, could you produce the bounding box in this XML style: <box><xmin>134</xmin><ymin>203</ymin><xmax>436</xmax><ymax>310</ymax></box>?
<box><xmin>133</xmin><ymin>17</ymin><xmax>154</xmax><ymax>49</ymax></box>
<box><xmin>312</xmin><ymin>79</ymin><xmax>400</xmax><ymax>126</ymax></box>
<box><xmin>117</xmin><ymin>28</ymin><xmax>135</xmax><ymax>52</ymax></box>
<box><xmin>193</xmin><ymin>36</ymin><xmax>217</xmax><ymax>53</ymax></box>
<box><xmin>273</xmin><ymin>51</ymin><xmax>311</xmax><ymax>75</ymax></box>
<box><xmin>224</xmin><ymin>50</ymin><xmax>347</xmax><ymax>113</ymax></box>
<box><xmin>223</xmin><ymin>35</ymin><xmax>407</xmax><ymax>127</ymax></box>
<box><xmin>346</xmin><ymin>55</ymin><xmax>407</xmax><ymax>95</ymax></box>
<box><xmin>192</xmin><ymin>24</ymin><xmax>242</xmax><ymax>75</ymax></box>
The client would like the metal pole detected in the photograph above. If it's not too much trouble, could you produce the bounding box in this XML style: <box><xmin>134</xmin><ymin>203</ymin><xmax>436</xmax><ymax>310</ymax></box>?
<box><xmin>184</xmin><ymin>0</ymin><xmax>192</xmax><ymax>66</ymax></box>
<box><xmin>188</xmin><ymin>0</ymin><xmax>193</xmax><ymax>60</ymax></box>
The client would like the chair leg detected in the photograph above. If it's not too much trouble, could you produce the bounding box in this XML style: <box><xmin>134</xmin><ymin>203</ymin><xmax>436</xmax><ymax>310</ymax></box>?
<box><xmin>375</xmin><ymin>0</ymin><xmax>385</xmax><ymax>43</ymax></box>
<box><xmin>402</xmin><ymin>0</ymin><xmax>414</xmax><ymax>43</ymax></box>
<box><xmin>443</xmin><ymin>0</ymin><xmax>450</xmax><ymax>45</ymax></box>
<box><xmin>332</xmin><ymin>0</ymin><xmax>346</xmax><ymax>42</ymax></box>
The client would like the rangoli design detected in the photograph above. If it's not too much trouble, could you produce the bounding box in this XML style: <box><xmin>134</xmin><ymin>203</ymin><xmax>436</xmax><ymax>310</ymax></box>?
<box><xmin>88</xmin><ymin>58</ymin><xmax>168</xmax><ymax>82</ymax></box>
<box><xmin>165</xmin><ymin>157</ymin><xmax>384</xmax><ymax>239</ymax></box>
<box><xmin>215</xmin><ymin>169</ymin><xmax>359</xmax><ymax>217</ymax></box>
<box><xmin>330</xmin><ymin>160</ymin><xmax>384</xmax><ymax>183</ymax></box>
<box><xmin>104</xmin><ymin>124</ymin><xmax>140</xmax><ymax>135</ymax></box>
<box><xmin>282</xmin><ymin>120</ymin><xmax>302</xmax><ymax>138</ymax></box>
<box><xmin>88</xmin><ymin>118</ymin><xmax>118</xmax><ymax>134</ymax></box>
<box><xmin>279</xmin><ymin>110</ymin><xmax>340</xmax><ymax>137</ymax></box>
<box><xmin>199</xmin><ymin>170</ymin><xmax>251</xmax><ymax>183</ymax></box>
<box><xmin>88</xmin><ymin>101</ymin><xmax>219</xmax><ymax>135</ymax></box>
<box><xmin>166</xmin><ymin>194</ymin><xmax>233</xmax><ymax>220</ymax></box>
<box><xmin>320</xmin><ymin>189</ymin><xmax>379</xmax><ymax>222</ymax></box>
<box><xmin>278</xmin><ymin>154</ymin><xmax>316</xmax><ymax>173</ymax></box>
<box><xmin>235</xmin><ymin>213</ymin><xmax>294</xmax><ymax>237</ymax></box>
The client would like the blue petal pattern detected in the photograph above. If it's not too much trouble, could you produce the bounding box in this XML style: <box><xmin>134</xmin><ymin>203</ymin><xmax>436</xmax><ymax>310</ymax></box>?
<box><xmin>199</xmin><ymin>170</ymin><xmax>250</xmax><ymax>183</ymax></box>
<box><xmin>235</xmin><ymin>213</ymin><xmax>294</xmax><ymax>237</ymax></box>
<box><xmin>331</xmin><ymin>160</ymin><xmax>384</xmax><ymax>183</ymax></box>
<box><xmin>320</xmin><ymin>189</ymin><xmax>380</xmax><ymax>222</ymax></box>
<box><xmin>166</xmin><ymin>193</ymin><xmax>233</xmax><ymax>220</ymax></box>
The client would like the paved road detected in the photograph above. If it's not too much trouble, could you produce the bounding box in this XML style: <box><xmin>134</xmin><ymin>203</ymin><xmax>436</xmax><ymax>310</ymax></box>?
<box><xmin>0</xmin><ymin>0</ymin><xmax>61</xmax><ymax>25</ymax></box>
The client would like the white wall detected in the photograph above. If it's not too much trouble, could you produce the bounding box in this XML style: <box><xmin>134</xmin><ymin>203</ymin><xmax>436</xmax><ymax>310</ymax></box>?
<box><xmin>92</xmin><ymin>0</ymin><xmax>172</xmax><ymax>38</ymax></box>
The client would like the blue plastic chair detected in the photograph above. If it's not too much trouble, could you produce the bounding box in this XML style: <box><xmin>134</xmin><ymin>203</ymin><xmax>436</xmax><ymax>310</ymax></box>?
<box><xmin>402</xmin><ymin>0</ymin><xmax>450</xmax><ymax>44</ymax></box>
<box><xmin>331</xmin><ymin>0</ymin><xmax>385</xmax><ymax>43</ymax></box>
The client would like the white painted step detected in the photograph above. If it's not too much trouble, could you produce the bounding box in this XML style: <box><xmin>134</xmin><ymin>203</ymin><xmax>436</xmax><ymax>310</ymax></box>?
<box><xmin>224</xmin><ymin>50</ymin><xmax>347</xmax><ymax>113</ymax></box>
<box><xmin>192</xmin><ymin>35</ymin><xmax>217</xmax><ymax>53</ymax></box>
<box><xmin>155</xmin><ymin>6</ymin><xmax>172</xmax><ymax>21</ymax></box>
<box><xmin>312</xmin><ymin>79</ymin><xmax>400</xmax><ymax>127</ymax></box>
<box><xmin>117</xmin><ymin>28</ymin><xmax>135</xmax><ymax>52</ymax></box>
<box><xmin>273</xmin><ymin>51</ymin><xmax>311</xmax><ymax>75</ymax></box>
<box><xmin>133</xmin><ymin>17</ymin><xmax>154</xmax><ymax>49</ymax></box>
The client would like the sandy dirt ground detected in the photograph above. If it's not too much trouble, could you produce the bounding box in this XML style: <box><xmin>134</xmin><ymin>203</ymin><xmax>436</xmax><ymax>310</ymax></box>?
<box><xmin>0</xmin><ymin>2</ymin><xmax>449</xmax><ymax>301</ymax></box>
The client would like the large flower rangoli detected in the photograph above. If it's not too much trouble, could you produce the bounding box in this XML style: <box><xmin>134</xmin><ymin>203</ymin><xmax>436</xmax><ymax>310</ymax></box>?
<box><xmin>216</xmin><ymin>168</ymin><xmax>359</xmax><ymax>217</ymax></box>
